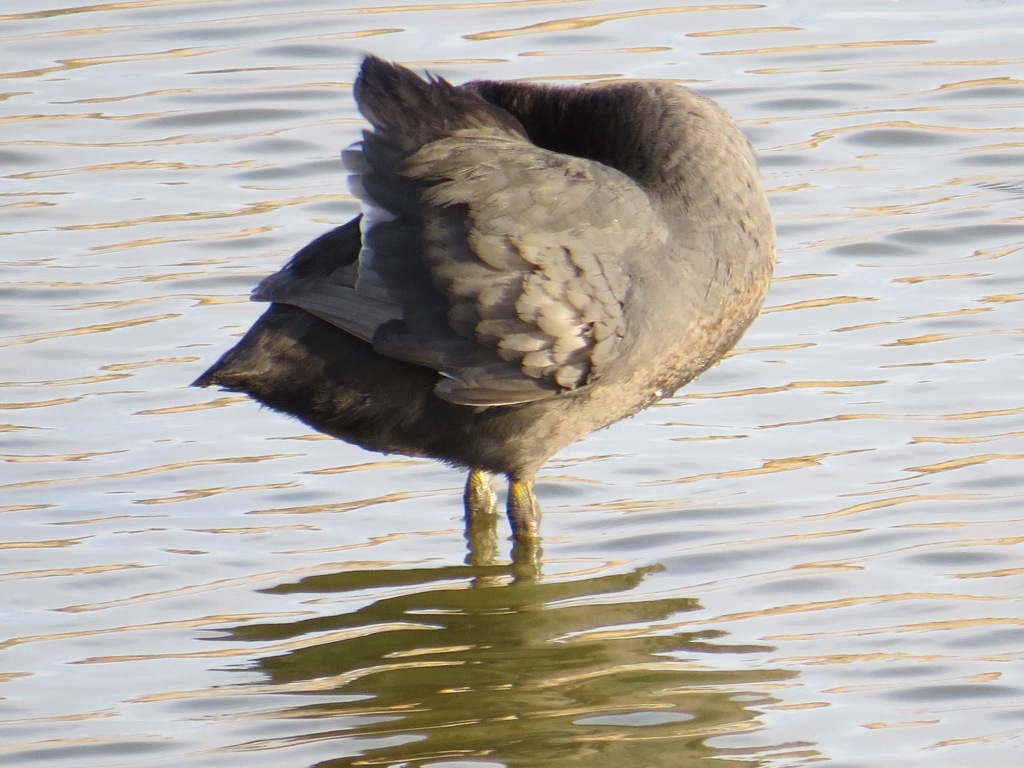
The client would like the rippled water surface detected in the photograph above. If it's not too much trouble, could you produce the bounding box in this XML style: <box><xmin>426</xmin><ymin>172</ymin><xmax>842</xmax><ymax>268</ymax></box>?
<box><xmin>3</xmin><ymin>1</ymin><xmax>1023</xmax><ymax>766</ymax></box>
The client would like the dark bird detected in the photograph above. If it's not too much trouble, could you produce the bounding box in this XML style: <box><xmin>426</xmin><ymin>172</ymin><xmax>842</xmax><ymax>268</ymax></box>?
<box><xmin>193</xmin><ymin>56</ymin><xmax>775</xmax><ymax>550</ymax></box>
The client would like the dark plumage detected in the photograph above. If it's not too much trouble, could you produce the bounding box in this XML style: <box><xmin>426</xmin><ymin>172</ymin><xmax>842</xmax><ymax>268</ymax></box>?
<box><xmin>193</xmin><ymin>56</ymin><xmax>775</xmax><ymax>546</ymax></box>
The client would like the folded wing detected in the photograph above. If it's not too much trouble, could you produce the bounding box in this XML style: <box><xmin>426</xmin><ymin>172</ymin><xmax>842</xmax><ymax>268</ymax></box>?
<box><xmin>257</xmin><ymin>57</ymin><xmax>663</xmax><ymax>407</ymax></box>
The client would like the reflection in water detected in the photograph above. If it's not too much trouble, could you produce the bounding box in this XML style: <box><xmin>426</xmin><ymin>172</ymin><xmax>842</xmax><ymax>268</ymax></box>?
<box><xmin>225</xmin><ymin>566</ymin><xmax>794</xmax><ymax>766</ymax></box>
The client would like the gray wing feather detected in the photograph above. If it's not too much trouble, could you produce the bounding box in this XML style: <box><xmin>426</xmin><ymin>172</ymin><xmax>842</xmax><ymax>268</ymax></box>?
<box><xmin>264</xmin><ymin>126</ymin><xmax>660</xmax><ymax>407</ymax></box>
<box><xmin>253</xmin><ymin>242</ymin><xmax>402</xmax><ymax>345</ymax></box>
<box><xmin>385</xmin><ymin>129</ymin><xmax>656</xmax><ymax>406</ymax></box>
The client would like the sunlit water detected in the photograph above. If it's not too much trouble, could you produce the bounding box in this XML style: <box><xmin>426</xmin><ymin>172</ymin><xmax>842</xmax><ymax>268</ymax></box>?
<box><xmin>2</xmin><ymin>1</ymin><xmax>1022</xmax><ymax>766</ymax></box>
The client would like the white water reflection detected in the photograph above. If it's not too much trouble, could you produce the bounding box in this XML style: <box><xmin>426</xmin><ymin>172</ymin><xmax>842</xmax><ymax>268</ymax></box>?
<box><xmin>2</xmin><ymin>1</ymin><xmax>1023</xmax><ymax>766</ymax></box>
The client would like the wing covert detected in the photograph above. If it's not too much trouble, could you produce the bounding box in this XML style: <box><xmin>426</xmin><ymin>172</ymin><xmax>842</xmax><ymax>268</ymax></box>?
<box><xmin>373</xmin><ymin>128</ymin><xmax>660</xmax><ymax>406</ymax></box>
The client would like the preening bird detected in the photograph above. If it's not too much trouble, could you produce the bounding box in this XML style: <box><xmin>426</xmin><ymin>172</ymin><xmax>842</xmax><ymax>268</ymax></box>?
<box><xmin>193</xmin><ymin>56</ymin><xmax>775</xmax><ymax>548</ymax></box>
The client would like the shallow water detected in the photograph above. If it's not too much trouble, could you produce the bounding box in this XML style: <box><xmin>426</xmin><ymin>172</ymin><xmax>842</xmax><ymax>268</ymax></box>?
<box><xmin>2</xmin><ymin>1</ymin><xmax>1023</xmax><ymax>766</ymax></box>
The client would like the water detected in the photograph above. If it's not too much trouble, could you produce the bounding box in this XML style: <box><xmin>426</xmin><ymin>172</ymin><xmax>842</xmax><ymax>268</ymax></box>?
<box><xmin>2</xmin><ymin>1</ymin><xmax>1023</xmax><ymax>766</ymax></box>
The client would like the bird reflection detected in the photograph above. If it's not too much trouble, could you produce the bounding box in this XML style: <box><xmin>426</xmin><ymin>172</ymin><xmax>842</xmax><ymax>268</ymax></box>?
<box><xmin>223</xmin><ymin>564</ymin><xmax>795</xmax><ymax>767</ymax></box>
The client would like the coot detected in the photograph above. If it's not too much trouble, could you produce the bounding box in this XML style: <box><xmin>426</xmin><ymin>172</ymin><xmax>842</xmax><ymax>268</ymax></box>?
<box><xmin>194</xmin><ymin>56</ymin><xmax>775</xmax><ymax>544</ymax></box>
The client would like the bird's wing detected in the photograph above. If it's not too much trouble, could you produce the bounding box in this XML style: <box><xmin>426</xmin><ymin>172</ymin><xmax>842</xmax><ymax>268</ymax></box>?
<box><xmin>379</xmin><ymin>129</ymin><xmax>661</xmax><ymax>406</ymax></box>
<box><xmin>251</xmin><ymin>218</ymin><xmax>401</xmax><ymax>346</ymax></box>
<box><xmin>258</xmin><ymin>57</ymin><xmax>664</xmax><ymax>407</ymax></box>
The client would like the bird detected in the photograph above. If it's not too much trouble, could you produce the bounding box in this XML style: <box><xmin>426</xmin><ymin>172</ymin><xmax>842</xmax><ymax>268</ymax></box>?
<box><xmin>193</xmin><ymin>55</ymin><xmax>775</xmax><ymax>550</ymax></box>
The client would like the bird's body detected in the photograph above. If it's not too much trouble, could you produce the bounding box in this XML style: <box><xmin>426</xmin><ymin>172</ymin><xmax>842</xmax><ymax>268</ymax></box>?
<box><xmin>193</xmin><ymin>56</ymin><xmax>775</xmax><ymax>544</ymax></box>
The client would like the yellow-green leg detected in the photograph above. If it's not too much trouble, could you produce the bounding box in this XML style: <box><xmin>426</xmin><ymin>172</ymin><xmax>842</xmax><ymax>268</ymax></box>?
<box><xmin>463</xmin><ymin>470</ymin><xmax>541</xmax><ymax>576</ymax></box>
<box><xmin>464</xmin><ymin>469</ymin><xmax>498</xmax><ymax>518</ymax></box>
<box><xmin>507</xmin><ymin>476</ymin><xmax>541</xmax><ymax>542</ymax></box>
<box><xmin>464</xmin><ymin>469</ymin><xmax>498</xmax><ymax>567</ymax></box>
<box><xmin>508</xmin><ymin>476</ymin><xmax>542</xmax><ymax>580</ymax></box>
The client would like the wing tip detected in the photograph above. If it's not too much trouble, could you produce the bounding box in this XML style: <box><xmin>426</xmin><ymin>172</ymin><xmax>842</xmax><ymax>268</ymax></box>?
<box><xmin>353</xmin><ymin>55</ymin><xmax>525</xmax><ymax>147</ymax></box>
<box><xmin>434</xmin><ymin>375</ymin><xmax>557</xmax><ymax>407</ymax></box>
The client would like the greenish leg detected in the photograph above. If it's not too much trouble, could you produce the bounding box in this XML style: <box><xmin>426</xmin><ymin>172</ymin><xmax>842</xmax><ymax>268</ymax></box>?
<box><xmin>508</xmin><ymin>476</ymin><xmax>542</xmax><ymax>581</ymax></box>
<box><xmin>506</xmin><ymin>476</ymin><xmax>541</xmax><ymax>542</ymax></box>
<box><xmin>464</xmin><ymin>469</ymin><xmax>499</xmax><ymax>567</ymax></box>
<box><xmin>464</xmin><ymin>469</ymin><xmax>498</xmax><ymax>519</ymax></box>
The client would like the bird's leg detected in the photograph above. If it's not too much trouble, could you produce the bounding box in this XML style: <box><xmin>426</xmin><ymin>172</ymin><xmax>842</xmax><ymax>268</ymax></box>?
<box><xmin>464</xmin><ymin>469</ymin><xmax>499</xmax><ymax>567</ymax></box>
<box><xmin>507</xmin><ymin>475</ymin><xmax>542</xmax><ymax>580</ymax></box>
<box><xmin>506</xmin><ymin>475</ymin><xmax>541</xmax><ymax>542</ymax></box>
<box><xmin>464</xmin><ymin>469</ymin><xmax>498</xmax><ymax>518</ymax></box>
